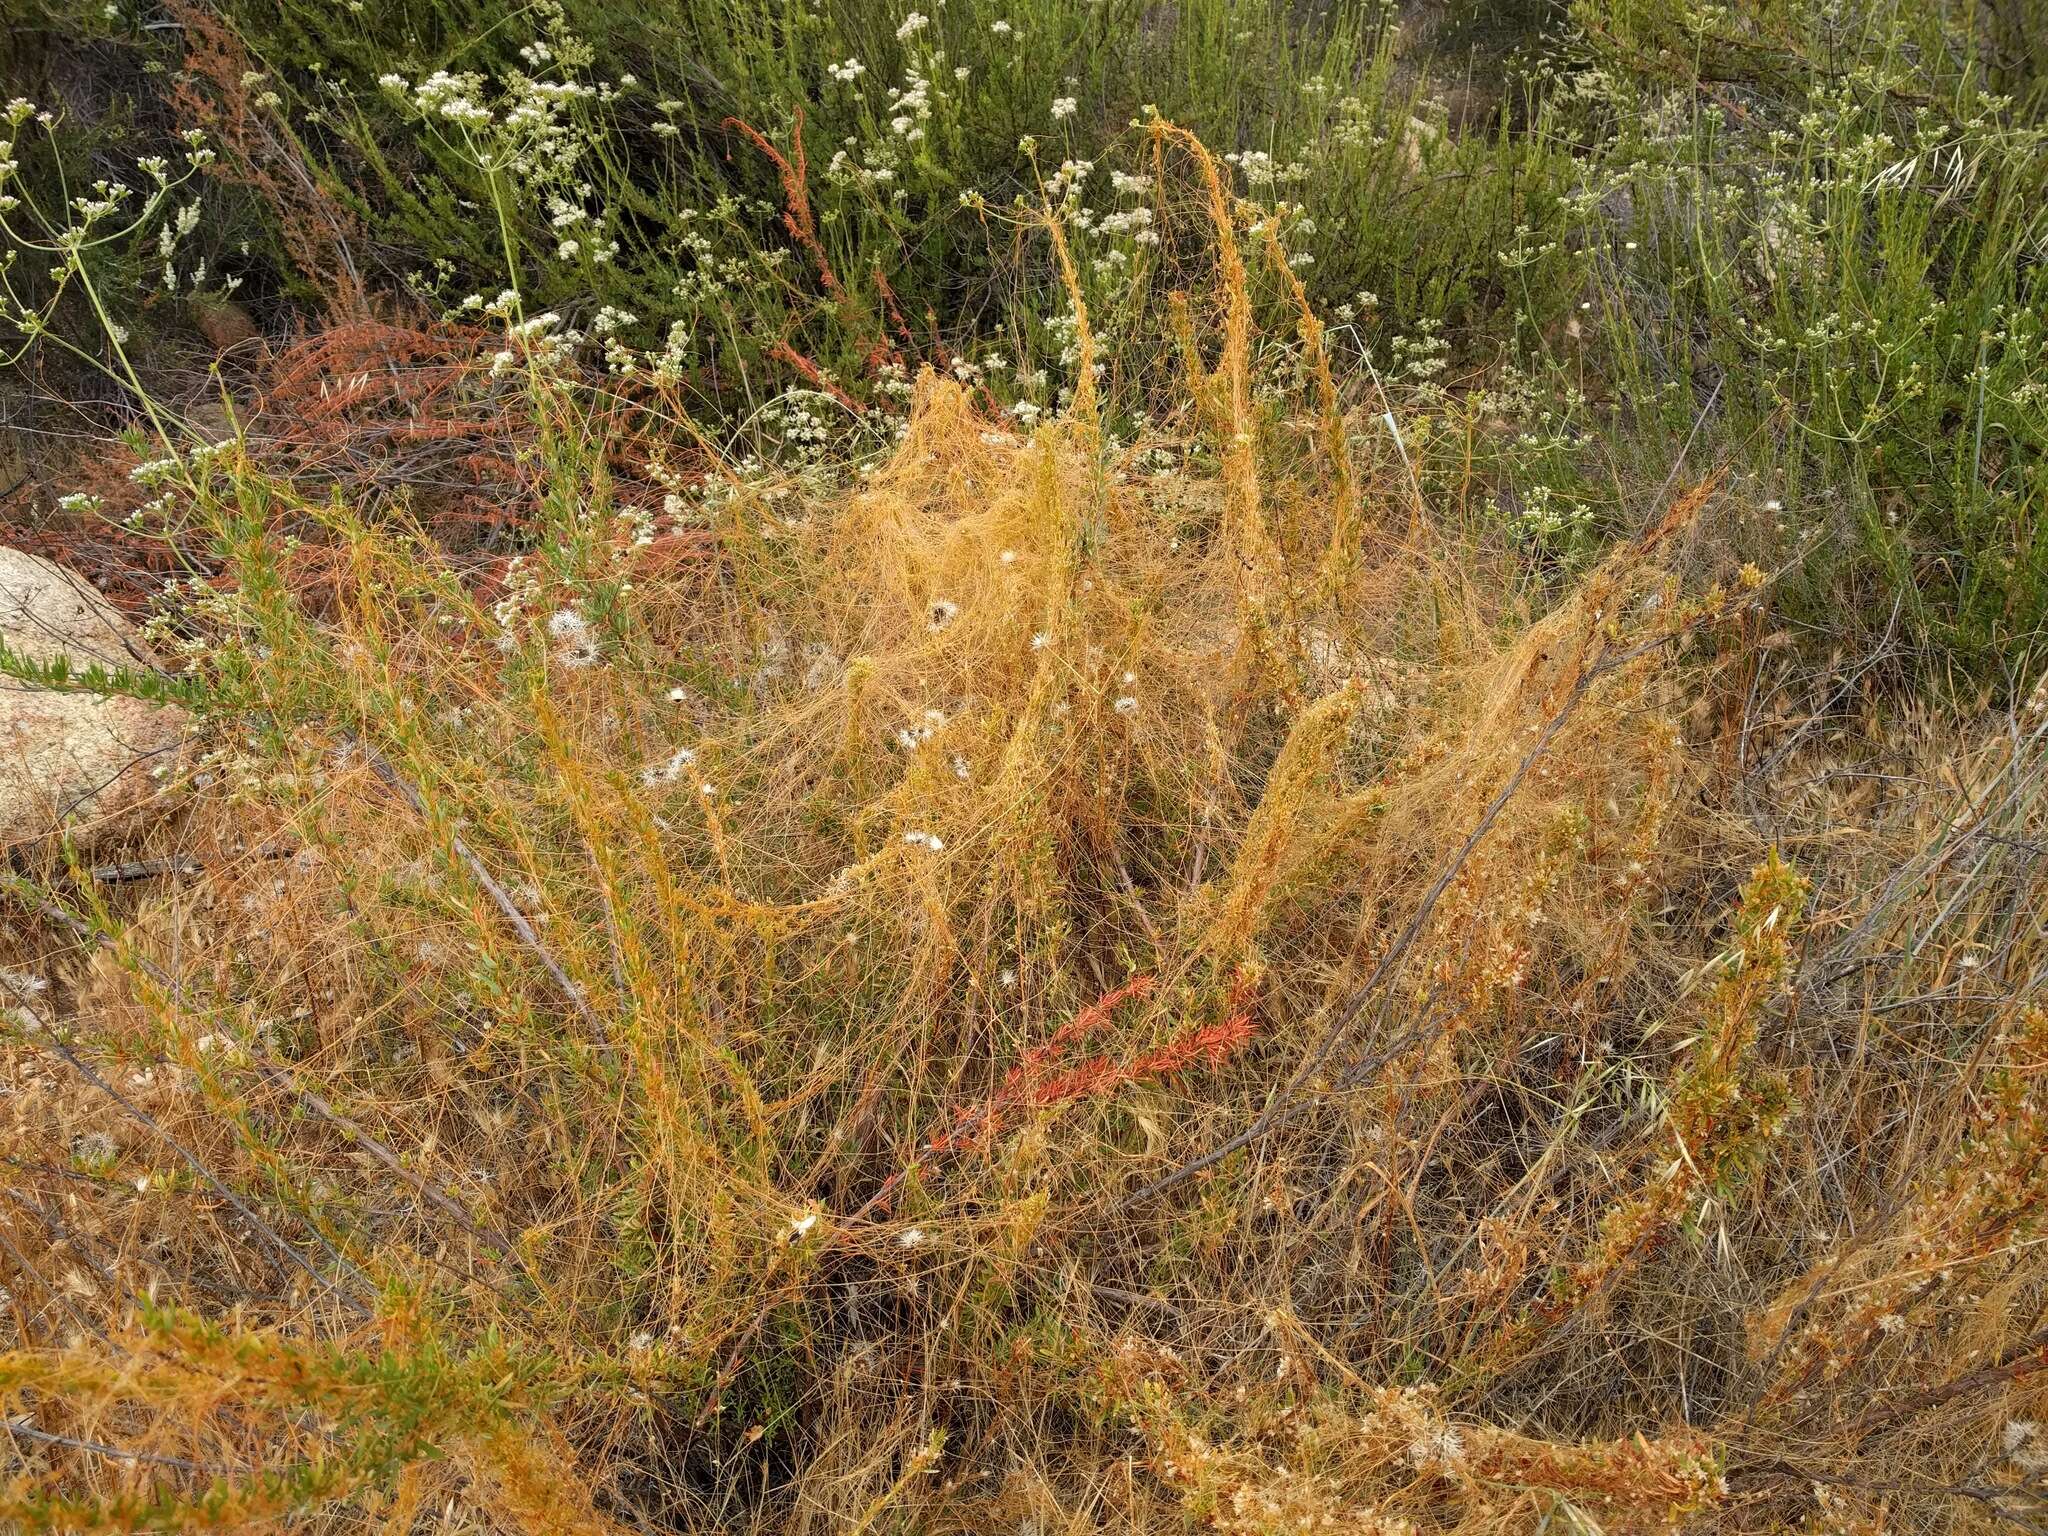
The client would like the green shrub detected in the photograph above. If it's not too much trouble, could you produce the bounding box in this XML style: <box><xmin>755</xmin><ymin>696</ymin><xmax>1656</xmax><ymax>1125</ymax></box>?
<box><xmin>1564</xmin><ymin>0</ymin><xmax>2048</xmax><ymax>662</ymax></box>
<box><xmin>5</xmin><ymin>0</ymin><xmax>2046</xmax><ymax>668</ymax></box>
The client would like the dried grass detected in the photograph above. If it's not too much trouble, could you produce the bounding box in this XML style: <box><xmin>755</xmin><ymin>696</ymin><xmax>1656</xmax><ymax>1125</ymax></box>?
<box><xmin>3</xmin><ymin>132</ymin><xmax>2045</xmax><ymax>1536</ymax></box>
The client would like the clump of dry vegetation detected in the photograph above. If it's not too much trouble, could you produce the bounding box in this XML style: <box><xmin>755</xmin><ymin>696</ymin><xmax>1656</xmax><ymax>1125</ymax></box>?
<box><xmin>4</xmin><ymin>124</ymin><xmax>2048</xmax><ymax>1536</ymax></box>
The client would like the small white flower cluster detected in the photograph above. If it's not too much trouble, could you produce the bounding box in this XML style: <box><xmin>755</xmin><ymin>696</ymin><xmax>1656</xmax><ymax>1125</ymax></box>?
<box><xmin>1404</xmin><ymin>1424</ymin><xmax>1466</xmax><ymax>1471</ymax></box>
<box><xmin>1095</xmin><ymin>204</ymin><xmax>1157</xmax><ymax>244</ymax></box>
<box><xmin>129</xmin><ymin>454</ymin><xmax>182</xmax><ymax>487</ymax></box>
<box><xmin>895</xmin><ymin>708</ymin><xmax>949</xmax><ymax>752</ymax></box>
<box><xmin>381</xmin><ymin>43</ymin><xmax>630</xmax><ymax>282</ymax></box>
<box><xmin>902</xmin><ymin>829</ymin><xmax>946</xmax><ymax>852</ymax></box>
<box><xmin>546</xmin><ymin>606</ymin><xmax>600</xmax><ymax>668</ymax></box>
<box><xmin>154</xmin><ymin>199</ymin><xmax>203</xmax><ymax>290</ymax></box>
<box><xmin>2005</xmin><ymin>1420</ymin><xmax>2048</xmax><ymax>1474</ymax></box>
<box><xmin>1042</xmin><ymin>157</ymin><xmax>1092</xmax><ymax>205</ymax></box>
<box><xmin>612</xmin><ymin>500</ymin><xmax>657</xmax><ymax>550</ymax></box>
<box><xmin>489</xmin><ymin>554</ymin><xmax>543</xmax><ymax>639</ymax></box>
<box><xmin>1227</xmin><ymin>149</ymin><xmax>1309</xmax><ymax>187</ymax></box>
<box><xmin>887</xmin><ymin>71</ymin><xmax>933</xmax><ymax>141</ymax></box>
<box><xmin>2</xmin><ymin>109</ymin><xmax>218</xmax><ymax>361</ymax></box>
<box><xmin>1112</xmin><ymin>670</ymin><xmax>1139</xmax><ymax>715</ymax></box>
<box><xmin>828</xmin><ymin>144</ymin><xmax>899</xmax><ymax>189</ymax></box>
<box><xmin>765</xmin><ymin>392</ymin><xmax>834</xmax><ymax>458</ymax></box>
<box><xmin>667</xmin><ymin>200</ymin><xmax>787</xmax><ymax>315</ymax></box>
<box><xmin>1503</xmin><ymin>482</ymin><xmax>1592</xmax><ymax>545</ymax></box>
<box><xmin>390</xmin><ymin>69</ymin><xmax>495</xmax><ymax>129</ymax></box>
<box><xmin>640</xmin><ymin>746</ymin><xmax>697</xmax><ymax>787</ymax></box>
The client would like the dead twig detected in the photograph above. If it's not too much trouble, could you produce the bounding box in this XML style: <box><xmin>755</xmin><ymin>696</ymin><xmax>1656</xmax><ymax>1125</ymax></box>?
<box><xmin>359</xmin><ymin>737</ymin><xmax>611</xmax><ymax>1049</ymax></box>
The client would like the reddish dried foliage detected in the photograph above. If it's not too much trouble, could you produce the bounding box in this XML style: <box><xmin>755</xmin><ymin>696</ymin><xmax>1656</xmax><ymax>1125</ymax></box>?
<box><xmin>28</xmin><ymin>320</ymin><xmax>705</xmax><ymax>612</ymax></box>
<box><xmin>722</xmin><ymin>110</ymin><xmax>848</xmax><ymax>313</ymax></box>
<box><xmin>163</xmin><ymin>0</ymin><xmax>367</xmax><ymax>318</ymax></box>
<box><xmin>926</xmin><ymin>972</ymin><xmax>1258</xmax><ymax>1154</ymax></box>
<box><xmin>725</xmin><ymin>112</ymin><xmax>940</xmax><ymax>382</ymax></box>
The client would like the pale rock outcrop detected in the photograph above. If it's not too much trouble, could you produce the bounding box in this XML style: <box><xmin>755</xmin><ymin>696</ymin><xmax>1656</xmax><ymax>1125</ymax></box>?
<box><xmin>0</xmin><ymin>547</ymin><xmax>189</xmax><ymax>848</ymax></box>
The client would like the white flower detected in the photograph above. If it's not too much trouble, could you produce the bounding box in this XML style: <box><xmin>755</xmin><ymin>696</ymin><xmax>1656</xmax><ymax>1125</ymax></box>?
<box><xmin>0</xmin><ymin>969</ymin><xmax>49</xmax><ymax>1001</ymax></box>
<box><xmin>790</xmin><ymin>1211</ymin><xmax>820</xmax><ymax>1237</ymax></box>
<box><xmin>2006</xmin><ymin>1421</ymin><xmax>2048</xmax><ymax>1472</ymax></box>
<box><xmin>895</xmin><ymin>10</ymin><xmax>927</xmax><ymax>39</ymax></box>
<box><xmin>546</xmin><ymin>607</ymin><xmax>600</xmax><ymax>668</ymax></box>
<box><xmin>998</xmin><ymin>968</ymin><xmax>1016</xmax><ymax>988</ymax></box>
<box><xmin>667</xmin><ymin>686</ymin><xmax>688</xmax><ymax>702</ymax></box>
<box><xmin>999</xmin><ymin>548</ymin><xmax>1017</xmax><ymax>563</ymax></box>
<box><xmin>903</xmin><ymin>830</ymin><xmax>945</xmax><ymax>852</ymax></box>
<box><xmin>897</xmin><ymin>1227</ymin><xmax>926</xmax><ymax>1248</ymax></box>
<box><xmin>639</xmin><ymin>746</ymin><xmax>697</xmax><ymax>787</ymax></box>
<box><xmin>828</xmin><ymin>58</ymin><xmax>867</xmax><ymax>83</ymax></box>
<box><xmin>928</xmin><ymin>598</ymin><xmax>960</xmax><ymax>631</ymax></box>
<box><xmin>990</xmin><ymin>18</ymin><xmax>1012</xmax><ymax>33</ymax></box>
<box><xmin>1051</xmin><ymin>96</ymin><xmax>1077</xmax><ymax>121</ymax></box>
<box><xmin>1113</xmin><ymin>696</ymin><xmax>1138</xmax><ymax>715</ymax></box>
<box><xmin>1405</xmin><ymin>1426</ymin><xmax>1465</xmax><ymax>1469</ymax></box>
<box><xmin>1030</xmin><ymin>631</ymin><xmax>1052</xmax><ymax>650</ymax></box>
